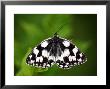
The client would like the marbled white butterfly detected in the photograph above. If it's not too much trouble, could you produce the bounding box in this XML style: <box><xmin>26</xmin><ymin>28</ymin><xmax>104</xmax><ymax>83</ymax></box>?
<box><xmin>26</xmin><ymin>33</ymin><xmax>87</xmax><ymax>69</ymax></box>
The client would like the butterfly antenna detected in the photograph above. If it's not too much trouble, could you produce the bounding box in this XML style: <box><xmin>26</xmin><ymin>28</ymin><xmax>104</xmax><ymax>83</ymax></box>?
<box><xmin>55</xmin><ymin>23</ymin><xmax>66</xmax><ymax>34</ymax></box>
<box><xmin>54</xmin><ymin>22</ymin><xmax>70</xmax><ymax>35</ymax></box>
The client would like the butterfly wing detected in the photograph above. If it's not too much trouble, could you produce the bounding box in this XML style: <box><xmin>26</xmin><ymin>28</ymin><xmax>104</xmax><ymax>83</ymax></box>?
<box><xmin>26</xmin><ymin>36</ymin><xmax>87</xmax><ymax>69</ymax></box>
<box><xmin>26</xmin><ymin>38</ymin><xmax>55</xmax><ymax>68</ymax></box>
<box><xmin>56</xmin><ymin>38</ymin><xmax>87</xmax><ymax>69</ymax></box>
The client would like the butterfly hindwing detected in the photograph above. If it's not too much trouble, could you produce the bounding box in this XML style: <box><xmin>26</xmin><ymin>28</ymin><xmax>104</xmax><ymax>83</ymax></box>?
<box><xmin>26</xmin><ymin>38</ymin><xmax>55</xmax><ymax>68</ymax></box>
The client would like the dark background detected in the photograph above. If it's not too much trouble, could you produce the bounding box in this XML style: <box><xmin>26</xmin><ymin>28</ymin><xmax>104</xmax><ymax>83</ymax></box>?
<box><xmin>14</xmin><ymin>14</ymin><xmax>97</xmax><ymax>76</ymax></box>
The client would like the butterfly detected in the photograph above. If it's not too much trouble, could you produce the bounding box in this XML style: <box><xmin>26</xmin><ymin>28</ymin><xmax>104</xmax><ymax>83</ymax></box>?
<box><xmin>26</xmin><ymin>33</ymin><xmax>87</xmax><ymax>69</ymax></box>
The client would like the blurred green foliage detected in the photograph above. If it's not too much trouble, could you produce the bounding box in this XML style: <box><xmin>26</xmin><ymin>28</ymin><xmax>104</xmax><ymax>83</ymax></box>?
<box><xmin>14</xmin><ymin>14</ymin><xmax>97</xmax><ymax>76</ymax></box>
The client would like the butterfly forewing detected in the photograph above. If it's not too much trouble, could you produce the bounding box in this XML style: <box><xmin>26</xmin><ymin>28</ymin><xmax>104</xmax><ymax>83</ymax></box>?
<box><xmin>26</xmin><ymin>38</ymin><xmax>55</xmax><ymax>68</ymax></box>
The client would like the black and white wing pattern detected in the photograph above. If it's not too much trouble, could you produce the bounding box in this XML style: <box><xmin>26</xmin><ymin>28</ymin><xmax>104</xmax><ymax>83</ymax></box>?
<box><xmin>26</xmin><ymin>38</ymin><xmax>55</xmax><ymax>68</ymax></box>
<box><xmin>26</xmin><ymin>34</ymin><xmax>87</xmax><ymax>69</ymax></box>
<box><xmin>55</xmin><ymin>37</ymin><xmax>87</xmax><ymax>69</ymax></box>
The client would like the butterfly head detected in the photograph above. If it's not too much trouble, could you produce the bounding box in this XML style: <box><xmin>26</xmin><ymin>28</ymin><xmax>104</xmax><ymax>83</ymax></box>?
<box><xmin>54</xmin><ymin>32</ymin><xmax>58</xmax><ymax>37</ymax></box>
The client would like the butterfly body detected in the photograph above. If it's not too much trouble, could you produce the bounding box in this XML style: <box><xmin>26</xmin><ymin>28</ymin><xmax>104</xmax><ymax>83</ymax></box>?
<box><xmin>26</xmin><ymin>33</ymin><xmax>87</xmax><ymax>69</ymax></box>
